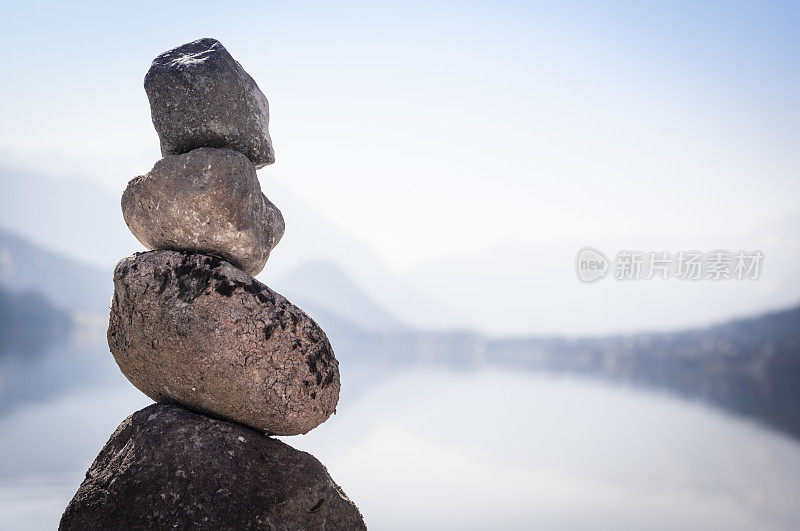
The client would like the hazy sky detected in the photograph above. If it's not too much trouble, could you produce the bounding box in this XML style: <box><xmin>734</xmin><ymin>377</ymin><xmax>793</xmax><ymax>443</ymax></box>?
<box><xmin>1</xmin><ymin>1</ymin><xmax>799</xmax><ymax>333</ymax></box>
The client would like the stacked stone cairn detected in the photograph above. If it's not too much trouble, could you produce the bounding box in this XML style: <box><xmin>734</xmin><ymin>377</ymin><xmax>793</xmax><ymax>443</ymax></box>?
<box><xmin>60</xmin><ymin>38</ymin><xmax>366</xmax><ymax>529</ymax></box>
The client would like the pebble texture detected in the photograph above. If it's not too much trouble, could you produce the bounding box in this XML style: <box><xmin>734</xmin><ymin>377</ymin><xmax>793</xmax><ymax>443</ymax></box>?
<box><xmin>59</xmin><ymin>404</ymin><xmax>366</xmax><ymax>530</ymax></box>
<box><xmin>122</xmin><ymin>147</ymin><xmax>284</xmax><ymax>276</ymax></box>
<box><xmin>107</xmin><ymin>251</ymin><xmax>340</xmax><ymax>436</ymax></box>
<box><xmin>145</xmin><ymin>38</ymin><xmax>275</xmax><ymax>168</ymax></box>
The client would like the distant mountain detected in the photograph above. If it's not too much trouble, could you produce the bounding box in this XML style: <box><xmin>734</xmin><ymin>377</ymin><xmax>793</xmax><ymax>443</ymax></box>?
<box><xmin>271</xmin><ymin>261</ymin><xmax>406</xmax><ymax>334</ymax></box>
<box><xmin>0</xmin><ymin>285</ymin><xmax>72</xmax><ymax>358</ymax></box>
<box><xmin>0</xmin><ymin>229</ymin><xmax>110</xmax><ymax>315</ymax></box>
<box><xmin>0</xmin><ymin>281</ymin><xmax>125</xmax><ymax>414</ymax></box>
<box><xmin>483</xmin><ymin>303</ymin><xmax>800</xmax><ymax>439</ymax></box>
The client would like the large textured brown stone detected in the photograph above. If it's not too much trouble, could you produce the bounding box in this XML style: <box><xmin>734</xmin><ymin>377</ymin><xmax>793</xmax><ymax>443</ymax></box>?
<box><xmin>122</xmin><ymin>147</ymin><xmax>284</xmax><ymax>276</ymax></box>
<box><xmin>145</xmin><ymin>38</ymin><xmax>275</xmax><ymax>168</ymax></box>
<box><xmin>59</xmin><ymin>404</ymin><xmax>366</xmax><ymax>530</ymax></box>
<box><xmin>107</xmin><ymin>251</ymin><xmax>339</xmax><ymax>436</ymax></box>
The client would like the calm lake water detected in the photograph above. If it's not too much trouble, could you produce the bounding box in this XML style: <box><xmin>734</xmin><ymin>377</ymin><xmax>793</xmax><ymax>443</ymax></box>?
<box><xmin>2</xmin><ymin>366</ymin><xmax>799</xmax><ymax>530</ymax></box>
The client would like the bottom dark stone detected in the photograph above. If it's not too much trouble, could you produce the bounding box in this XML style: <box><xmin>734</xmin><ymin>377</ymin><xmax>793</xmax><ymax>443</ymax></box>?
<box><xmin>59</xmin><ymin>404</ymin><xmax>365</xmax><ymax>530</ymax></box>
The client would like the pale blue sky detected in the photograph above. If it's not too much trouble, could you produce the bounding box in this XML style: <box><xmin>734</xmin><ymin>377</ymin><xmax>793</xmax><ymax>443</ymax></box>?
<box><xmin>2</xmin><ymin>1</ymin><xmax>799</xmax><ymax>333</ymax></box>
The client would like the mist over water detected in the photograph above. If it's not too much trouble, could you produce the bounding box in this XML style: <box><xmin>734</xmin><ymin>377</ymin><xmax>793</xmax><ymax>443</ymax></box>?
<box><xmin>2</xmin><ymin>364</ymin><xmax>799</xmax><ymax>530</ymax></box>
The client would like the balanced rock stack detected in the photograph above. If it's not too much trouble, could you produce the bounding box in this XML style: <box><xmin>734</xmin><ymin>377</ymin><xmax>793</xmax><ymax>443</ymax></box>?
<box><xmin>60</xmin><ymin>38</ymin><xmax>365</xmax><ymax>529</ymax></box>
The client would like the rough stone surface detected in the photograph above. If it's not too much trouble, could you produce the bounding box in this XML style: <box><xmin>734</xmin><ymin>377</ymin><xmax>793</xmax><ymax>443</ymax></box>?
<box><xmin>122</xmin><ymin>147</ymin><xmax>284</xmax><ymax>276</ymax></box>
<box><xmin>145</xmin><ymin>38</ymin><xmax>275</xmax><ymax>168</ymax></box>
<box><xmin>107</xmin><ymin>251</ymin><xmax>339</xmax><ymax>436</ymax></box>
<box><xmin>59</xmin><ymin>404</ymin><xmax>366</xmax><ymax>530</ymax></box>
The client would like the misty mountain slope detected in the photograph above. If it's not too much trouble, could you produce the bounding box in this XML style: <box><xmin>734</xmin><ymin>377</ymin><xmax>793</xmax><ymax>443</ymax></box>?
<box><xmin>0</xmin><ymin>284</ymin><xmax>72</xmax><ymax>358</ymax></box>
<box><xmin>271</xmin><ymin>260</ymin><xmax>406</xmax><ymax>334</ymax></box>
<box><xmin>0</xmin><ymin>229</ymin><xmax>110</xmax><ymax>315</ymax></box>
<box><xmin>256</xmin><ymin>173</ymin><xmax>460</xmax><ymax>331</ymax></box>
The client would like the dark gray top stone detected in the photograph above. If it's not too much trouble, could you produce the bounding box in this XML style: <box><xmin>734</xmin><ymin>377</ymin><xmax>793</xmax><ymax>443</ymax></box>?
<box><xmin>145</xmin><ymin>38</ymin><xmax>275</xmax><ymax>168</ymax></box>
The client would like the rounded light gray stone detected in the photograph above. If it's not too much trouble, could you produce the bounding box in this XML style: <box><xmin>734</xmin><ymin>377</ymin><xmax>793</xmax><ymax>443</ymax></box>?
<box><xmin>59</xmin><ymin>403</ymin><xmax>366</xmax><ymax>530</ymax></box>
<box><xmin>122</xmin><ymin>147</ymin><xmax>284</xmax><ymax>276</ymax></box>
<box><xmin>145</xmin><ymin>38</ymin><xmax>275</xmax><ymax>168</ymax></box>
<box><xmin>107</xmin><ymin>251</ymin><xmax>340</xmax><ymax>436</ymax></box>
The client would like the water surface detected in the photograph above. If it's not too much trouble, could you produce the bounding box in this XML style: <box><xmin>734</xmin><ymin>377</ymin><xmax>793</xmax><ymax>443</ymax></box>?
<box><xmin>2</xmin><ymin>367</ymin><xmax>799</xmax><ymax>530</ymax></box>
